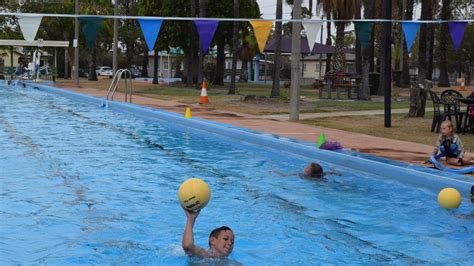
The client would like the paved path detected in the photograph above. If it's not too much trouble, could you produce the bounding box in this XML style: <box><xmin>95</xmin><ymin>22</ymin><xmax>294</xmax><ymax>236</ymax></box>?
<box><xmin>56</xmin><ymin>85</ymin><xmax>473</xmax><ymax>168</ymax></box>
<box><xmin>261</xmin><ymin>108</ymin><xmax>430</xmax><ymax>121</ymax></box>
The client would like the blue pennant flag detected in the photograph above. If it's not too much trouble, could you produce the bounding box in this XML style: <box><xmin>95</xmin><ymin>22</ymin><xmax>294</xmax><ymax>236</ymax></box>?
<box><xmin>401</xmin><ymin>22</ymin><xmax>421</xmax><ymax>52</ymax></box>
<box><xmin>194</xmin><ymin>20</ymin><xmax>219</xmax><ymax>54</ymax></box>
<box><xmin>138</xmin><ymin>19</ymin><xmax>163</xmax><ymax>52</ymax></box>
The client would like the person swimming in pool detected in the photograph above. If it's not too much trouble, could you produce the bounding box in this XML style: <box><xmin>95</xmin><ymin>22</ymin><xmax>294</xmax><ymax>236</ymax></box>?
<box><xmin>182</xmin><ymin>208</ymin><xmax>234</xmax><ymax>259</ymax></box>
<box><xmin>303</xmin><ymin>162</ymin><xmax>324</xmax><ymax>178</ymax></box>
<box><xmin>273</xmin><ymin>162</ymin><xmax>326</xmax><ymax>179</ymax></box>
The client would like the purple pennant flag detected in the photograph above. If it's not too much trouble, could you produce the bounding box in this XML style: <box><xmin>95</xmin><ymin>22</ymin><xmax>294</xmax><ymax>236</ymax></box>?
<box><xmin>194</xmin><ymin>20</ymin><xmax>219</xmax><ymax>54</ymax></box>
<box><xmin>448</xmin><ymin>22</ymin><xmax>467</xmax><ymax>51</ymax></box>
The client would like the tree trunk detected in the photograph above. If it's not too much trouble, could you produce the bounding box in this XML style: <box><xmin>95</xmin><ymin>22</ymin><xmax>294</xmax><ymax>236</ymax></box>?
<box><xmin>88</xmin><ymin>45</ymin><xmax>98</xmax><ymax>81</ymax></box>
<box><xmin>270</xmin><ymin>0</ymin><xmax>283</xmax><ymax>97</ymax></box>
<box><xmin>214</xmin><ymin>31</ymin><xmax>225</xmax><ymax>86</ymax></box>
<box><xmin>333</xmin><ymin>22</ymin><xmax>345</xmax><ymax>74</ymax></box>
<box><xmin>197</xmin><ymin>0</ymin><xmax>206</xmax><ymax>89</ymax></box>
<box><xmin>426</xmin><ymin>23</ymin><xmax>435</xmax><ymax>80</ymax></box>
<box><xmin>141</xmin><ymin>45</ymin><xmax>149</xmax><ymax>77</ymax></box>
<box><xmin>360</xmin><ymin>0</ymin><xmax>374</xmax><ymax>98</ymax></box>
<box><xmin>152</xmin><ymin>50</ymin><xmax>159</xmax><ymax>84</ymax></box>
<box><xmin>401</xmin><ymin>0</ymin><xmax>414</xmax><ymax>87</ymax></box>
<box><xmin>438</xmin><ymin>0</ymin><xmax>451</xmax><ymax>87</ymax></box>
<box><xmin>325</xmin><ymin>21</ymin><xmax>332</xmax><ymax>73</ymax></box>
<box><xmin>355</xmin><ymin>0</ymin><xmax>362</xmax><ymax>75</ymax></box>
<box><xmin>408</xmin><ymin>0</ymin><xmax>430</xmax><ymax>117</ymax></box>
<box><xmin>187</xmin><ymin>0</ymin><xmax>196</xmax><ymax>87</ymax></box>
<box><xmin>465</xmin><ymin>60</ymin><xmax>471</xmax><ymax>86</ymax></box>
<box><xmin>228</xmin><ymin>0</ymin><xmax>240</xmax><ymax>94</ymax></box>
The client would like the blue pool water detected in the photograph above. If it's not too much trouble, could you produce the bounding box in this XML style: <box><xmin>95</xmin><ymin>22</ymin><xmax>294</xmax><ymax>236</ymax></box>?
<box><xmin>1</xmin><ymin>85</ymin><xmax>473</xmax><ymax>264</ymax></box>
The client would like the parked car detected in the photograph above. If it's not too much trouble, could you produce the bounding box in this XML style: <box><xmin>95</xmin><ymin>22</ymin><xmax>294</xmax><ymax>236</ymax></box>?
<box><xmin>96</xmin><ymin>66</ymin><xmax>113</xmax><ymax>77</ymax></box>
<box><xmin>128</xmin><ymin>68</ymin><xmax>142</xmax><ymax>78</ymax></box>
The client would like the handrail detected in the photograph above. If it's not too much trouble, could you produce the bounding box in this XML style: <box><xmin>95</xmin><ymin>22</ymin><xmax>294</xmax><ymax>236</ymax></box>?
<box><xmin>106</xmin><ymin>69</ymin><xmax>133</xmax><ymax>103</ymax></box>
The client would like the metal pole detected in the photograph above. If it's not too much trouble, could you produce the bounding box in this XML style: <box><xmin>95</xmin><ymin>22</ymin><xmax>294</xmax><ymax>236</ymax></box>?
<box><xmin>290</xmin><ymin>0</ymin><xmax>302</xmax><ymax>121</ymax></box>
<box><xmin>382</xmin><ymin>0</ymin><xmax>392</xmax><ymax>127</ymax></box>
<box><xmin>113</xmin><ymin>0</ymin><xmax>118</xmax><ymax>76</ymax></box>
<box><xmin>74</xmin><ymin>0</ymin><xmax>79</xmax><ymax>85</ymax></box>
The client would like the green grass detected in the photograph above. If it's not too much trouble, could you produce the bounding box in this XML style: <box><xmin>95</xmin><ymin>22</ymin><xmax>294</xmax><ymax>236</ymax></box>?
<box><xmin>132</xmin><ymin>83</ymin><xmax>425</xmax><ymax>116</ymax></box>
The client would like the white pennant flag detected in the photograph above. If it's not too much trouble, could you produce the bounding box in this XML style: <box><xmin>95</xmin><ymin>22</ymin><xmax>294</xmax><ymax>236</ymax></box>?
<box><xmin>302</xmin><ymin>22</ymin><xmax>323</xmax><ymax>51</ymax></box>
<box><xmin>17</xmin><ymin>15</ymin><xmax>43</xmax><ymax>42</ymax></box>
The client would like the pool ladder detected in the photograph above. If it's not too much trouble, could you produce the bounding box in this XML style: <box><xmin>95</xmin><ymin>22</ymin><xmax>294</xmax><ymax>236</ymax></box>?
<box><xmin>106</xmin><ymin>69</ymin><xmax>133</xmax><ymax>103</ymax></box>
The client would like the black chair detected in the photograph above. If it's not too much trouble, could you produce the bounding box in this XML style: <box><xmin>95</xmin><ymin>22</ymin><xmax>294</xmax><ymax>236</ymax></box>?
<box><xmin>428</xmin><ymin>90</ymin><xmax>447</xmax><ymax>132</ymax></box>
<box><xmin>440</xmin><ymin>89</ymin><xmax>464</xmax><ymax>132</ymax></box>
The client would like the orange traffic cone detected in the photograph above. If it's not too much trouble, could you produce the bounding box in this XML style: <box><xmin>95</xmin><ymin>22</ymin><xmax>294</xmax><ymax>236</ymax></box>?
<box><xmin>459</xmin><ymin>78</ymin><xmax>465</xmax><ymax>91</ymax></box>
<box><xmin>199</xmin><ymin>80</ymin><xmax>209</xmax><ymax>104</ymax></box>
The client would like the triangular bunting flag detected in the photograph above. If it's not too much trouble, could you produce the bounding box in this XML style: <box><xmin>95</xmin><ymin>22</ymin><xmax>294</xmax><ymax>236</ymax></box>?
<box><xmin>249</xmin><ymin>20</ymin><xmax>273</xmax><ymax>54</ymax></box>
<box><xmin>17</xmin><ymin>15</ymin><xmax>43</xmax><ymax>42</ymax></box>
<box><xmin>401</xmin><ymin>22</ymin><xmax>421</xmax><ymax>52</ymax></box>
<box><xmin>194</xmin><ymin>20</ymin><xmax>219</xmax><ymax>54</ymax></box>
<box><xmin>448</xmin><ymin>22</ymin><xmax>467</xmax><ymax>51</ymax></box>
<box><xmin>78</xmin><ymin>17</ymin><xmax>105</xmax><ymax>49</ymax></box>
<box><xmin>354</xmin><ymin>21</ymin><xmax>374</xmax><ymax>49</ymax></box>
<box><xmin>138</xmin><ymin>19</ymin><xmax>163</xmax><ymax>52</ymax></box>
<box><xmin>302</xmin><ymin>22</ymin><xmax>323</xmax><ymax>50</ymax></box>
<box><xmin>316</xmin><ymin>133</ymin><xmax>326</xmax><ymax>148</ymax></box>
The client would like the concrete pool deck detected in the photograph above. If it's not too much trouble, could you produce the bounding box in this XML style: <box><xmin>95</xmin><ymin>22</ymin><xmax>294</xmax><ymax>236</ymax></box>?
<box><xmin>54</xmin><ymin>83</ymin><xmax>473</xmax><ymax>170</ymax></box>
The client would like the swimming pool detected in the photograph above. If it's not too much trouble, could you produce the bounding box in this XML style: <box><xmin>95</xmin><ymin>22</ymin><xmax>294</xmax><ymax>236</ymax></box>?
<box><xmin>1</xmin><ymin>82</ymin><xmax>473</xmax><ymax>264</ymax></box>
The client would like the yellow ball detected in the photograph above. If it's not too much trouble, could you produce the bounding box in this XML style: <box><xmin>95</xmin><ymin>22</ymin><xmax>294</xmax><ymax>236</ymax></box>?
<box><xmin>178</xmin><ymin>178</ymin><xmax>211</xmax><ymax>211</ymax></box>
<box><xmin>437</xmin><ymin>188</ymin><xmax>462</xmax><ymax>209</ymax></box>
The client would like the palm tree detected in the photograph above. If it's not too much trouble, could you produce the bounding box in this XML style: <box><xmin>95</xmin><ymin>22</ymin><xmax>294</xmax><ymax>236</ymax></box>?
<box><xmin>408</xmin><ymin>0</ymin><xmax>431</xmax><ymax>117</ymax></box>
<box><xmin>317</xmin><ymin>0</ymin><xmax>356</xmax><ymax>75</ymax></box>
<box><xmin>197</xmin><ymin>0</ymin><xmax>206</xmax><ymax>88</ymax></box>
<box><xmin>438</xmin><ymin>0</ymin><xmax>451</xmax><ymax>87</ymax></box>
<box><xmin>401</xmin><ymin>0</ymin><xmax>415</xmax><ymax>88</ymax></box>
<box><xmin>270</xmin><ymin>0</ymin><xmax>283</xmax><ymax>98</ymax></box>
<box><xmin>355</xmin><ymin>0</ymin><xmax>362</xmax><ymax>75</ymax></box>
<box><xmin>79</xmin><ymin>0</ymin><xmax>113</xmax><ymax>81</ymax></box>
<box><xmin>358</xmin><ymin>0</ymin><xmax>375</xmax><ymax>100</ymax></box>
<box><xmin>228</xmin><ymin>0</ymin><xmax>240</xmax><ymax>94</ymax></box>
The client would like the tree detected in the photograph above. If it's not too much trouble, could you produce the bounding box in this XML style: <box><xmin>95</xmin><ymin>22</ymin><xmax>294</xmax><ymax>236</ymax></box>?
<box><xmin>401</xmin><ymin>0</ymin><xmax>415</xmax><ymax>88</ymax></box>
<box><xmin>270</xmin><ymin>0</ymin><xmax>283</xmax><ymax>98</ymax></box>
<box><xmin>208</xmin><ymin>0</ymin><xmax>234</xmax><ymax>86</ymax></box>
<box><xmin>228</xmin><ymin>0</ymin><xmax>240</xmax><ymax>94</ymax></box>
<box><xmin>197</xmin><ymin>0</ymin><xmax>206</xmax><ymax>87</ymax></box>
<box><xmin>408</xmin><ymin>0</ymin><xmax>431</xmax><ymax>117</ymax></box>
<box><xmin>358</xmin><ymin>0</ymin><xmax>375</xmax><ymax>100</ymax></box>
<box><xmin>355</xmin><ymin>0</ymin><xmax>362</xmax><ymax>76</ymax></box>
<box><xmin>438</xmin><ymin>0</ymin><xmax>452</xmax><ymax>87</ymax></box>
<box><xmin>138</xmin><ymin>0</ymin><xmax>163</xmax><ymax>83</ymax></box>
<box><xmin>317</xmin><ymin>0</ymin><xmax>356</xmax><ymax>75</ymax></box>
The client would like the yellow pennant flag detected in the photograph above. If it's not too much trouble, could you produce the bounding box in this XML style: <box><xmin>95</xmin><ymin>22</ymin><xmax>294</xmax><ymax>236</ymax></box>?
<box><xmin>249</xmin><ymin>21</ymin><xmax>273</xmax><ymax>54</ymax></box>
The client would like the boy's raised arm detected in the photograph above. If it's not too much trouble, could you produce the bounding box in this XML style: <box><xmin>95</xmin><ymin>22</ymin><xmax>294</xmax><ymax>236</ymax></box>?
<box><xmin>182</xmin><ymin>209</ymin><xmax>208</xmax><ymax>257</ymax></box>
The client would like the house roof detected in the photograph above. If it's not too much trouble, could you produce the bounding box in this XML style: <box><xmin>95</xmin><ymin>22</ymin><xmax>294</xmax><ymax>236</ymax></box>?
<box><xmin>264</xmin><ymin>36</ymin><xmax>355</xmax><ymax>55</ymax></box>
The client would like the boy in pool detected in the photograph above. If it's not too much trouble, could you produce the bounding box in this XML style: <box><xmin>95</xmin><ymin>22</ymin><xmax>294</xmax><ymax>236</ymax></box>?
<box><xmin>182</xmin><ymin>209</ymin><xmax>234</xmax><ymax>258</ymax></box>
<box><xmin>273</xmin><ymin>162</ymin><xmax>327</xmax><ymax>179</ymax></box>
<box><xmin>303</xmin><ymin>162</ymin><xmax>324</xmax><ymax>178</ymax></box>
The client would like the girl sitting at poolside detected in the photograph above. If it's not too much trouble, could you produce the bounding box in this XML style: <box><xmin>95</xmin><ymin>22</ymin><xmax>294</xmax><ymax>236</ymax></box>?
<box><xmin>431</xmin><ymin>120</ymin><xmax>473</xmax><ymax>166</ymax></box>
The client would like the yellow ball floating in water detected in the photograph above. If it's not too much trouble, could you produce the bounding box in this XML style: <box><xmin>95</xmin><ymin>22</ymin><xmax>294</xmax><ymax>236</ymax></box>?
<box><xmin>178</xmin><ymin>178</ymin><xmax>211</xmax><ymax>211</ymax></box>
<box><xmin>437</xmin><ymin>188</ymin><xmax>462</xmax><ymax>209</ymax></box>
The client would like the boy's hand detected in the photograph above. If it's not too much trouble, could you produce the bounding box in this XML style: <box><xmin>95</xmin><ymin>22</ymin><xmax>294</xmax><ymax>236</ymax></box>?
<box><xmin>184</xmin><ymin>208</ymin><xmax>200</xmax><ymax>221</ymax></box>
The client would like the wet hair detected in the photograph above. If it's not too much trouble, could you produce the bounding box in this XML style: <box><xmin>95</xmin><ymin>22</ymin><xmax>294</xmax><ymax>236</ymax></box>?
<box><xmin>308</xmin><ymin>162</ymin><xmax>323</xmax><ymax>177</ymax></box>
<box><xmin>208</xmin><ymin>226</ymin><xmax>233</xmax><ymax>247</ymax></box>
